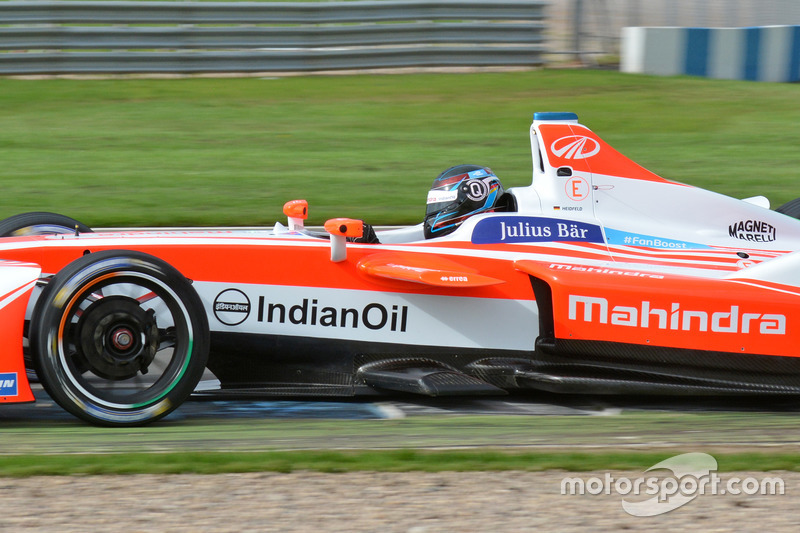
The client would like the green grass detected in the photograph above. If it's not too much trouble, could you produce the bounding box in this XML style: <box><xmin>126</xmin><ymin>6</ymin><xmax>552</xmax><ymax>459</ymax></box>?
<box><xmin>0</xmin><ymin>450</ymin><xmax>799</xmax><ymax>476</ymax></box>
<box><xmin>1</xmin><ymin>70</ymin><xmax>798</xmax><ymax>227</ymax></box>
<box><xmin>6</xmin><ymin>412</ymin><xmax>800</xmax><ymax>453</ymax></box>
<box><xmin>3</xmin><ymin>411</ymin><xmax>800</xmax><ymax>475</ymax></box>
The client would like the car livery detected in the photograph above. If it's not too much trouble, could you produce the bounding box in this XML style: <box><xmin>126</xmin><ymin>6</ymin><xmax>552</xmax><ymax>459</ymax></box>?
<box><xmin>2</xmin><ymin>112</ymin><xmax>800</xmax><ymax>426</ymax></box>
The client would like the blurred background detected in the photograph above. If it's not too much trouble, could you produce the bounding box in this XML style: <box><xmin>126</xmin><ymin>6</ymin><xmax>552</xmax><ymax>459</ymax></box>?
<box><xmin>0</xmin><ymin>0</ymin><xmax>798</xmax><ymax>227</ymax></box>
<box><xmin>550</xmin><ymin>0</ymin><xmax>800</xmax><ymax>64</ymax></box>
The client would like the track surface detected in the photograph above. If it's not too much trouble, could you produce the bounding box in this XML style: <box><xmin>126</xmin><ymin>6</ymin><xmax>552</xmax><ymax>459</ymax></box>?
<box><xmin>4</xmin><ymin>383</ymin><xmax>800</xmax><ymax>455</ymax></box>
<box><xmin>4</xmin><ymin>387</ymin><xmax>800</xmax><ymax>532</ymax></box>
<box><xmin>6</xmin><ymin>382</ymin><xmax>800</xmax><ymax>422</ymax></box>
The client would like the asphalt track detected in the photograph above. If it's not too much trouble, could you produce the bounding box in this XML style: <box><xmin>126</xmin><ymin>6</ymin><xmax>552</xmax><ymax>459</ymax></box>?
<box><xmin>6</xmin><ymin>377</ymin><xmax>800</xmax><ymax>456</ymax></box>
<box><xmin>7</xmin><ymin>381</ymin><xmax>800</xmax><ymax>423</ymax></box>
<box><xmin>3</xmin><ymin>383</ymin><xmax>601</xmax><ymax>423</ymax></box>
<box><xmin>5</xmin><ymin>382</ymin><xmax>800</xmax><ymax>421</ymax></box>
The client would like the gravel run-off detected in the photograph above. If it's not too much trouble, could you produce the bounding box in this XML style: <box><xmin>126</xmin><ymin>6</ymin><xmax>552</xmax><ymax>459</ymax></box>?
<box><xmin>2</xmin><ymin>470</ymin><xmax>796</xmax><ymax>532</ymax></box>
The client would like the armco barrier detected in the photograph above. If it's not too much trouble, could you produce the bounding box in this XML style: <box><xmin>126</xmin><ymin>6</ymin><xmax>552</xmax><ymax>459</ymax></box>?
<box><xmin>0</xmin><ymin>0</ymin><xmax>548</xmax><ymax>75</ymax></box>
<box><xmin>621</xmin><ymin>26</ymin><xmax>800</xmax><ymax>82</ymax></box>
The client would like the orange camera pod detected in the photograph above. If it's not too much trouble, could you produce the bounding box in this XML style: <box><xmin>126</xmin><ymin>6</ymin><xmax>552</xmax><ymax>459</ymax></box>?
<box><xmin>283</xmin><ymin>199</ymin><xmax>308</xmax><ymax>231</ymax></box>
<box><xmin>324</xmin><ymin>218</ymin><xmax>363</xmax><ymax>262</ymax></box>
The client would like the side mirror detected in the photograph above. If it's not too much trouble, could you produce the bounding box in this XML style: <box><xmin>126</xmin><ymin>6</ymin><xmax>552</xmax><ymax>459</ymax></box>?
<box><xmin>283</xmin><ymin>199</ymin><xmax>308</xmax><ymax>231</ymax></box>
<box><xmin>324</xmin><ymin>218</ymin><xmax>363</xmax><ymax>262</ymax></box>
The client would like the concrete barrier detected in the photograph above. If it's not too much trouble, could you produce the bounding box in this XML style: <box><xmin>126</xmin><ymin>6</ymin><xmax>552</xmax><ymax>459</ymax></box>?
<box><xmin>621</xmin><ymin>26</ymin><xmax>800</xmax><ymax>82</ymax></box>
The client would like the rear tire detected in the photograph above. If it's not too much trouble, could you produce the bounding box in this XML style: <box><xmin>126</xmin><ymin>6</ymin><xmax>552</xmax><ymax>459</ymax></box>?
<box><xmin>0</xmin><ymin>212</ymin><xmax>92</xmax><ymax>236</ymax></box>
<box><xmin>0</xmin><ymin>213</ymin><xmax>93</xmax><ymax>382</ymax></box>
<box><xmin>776</xmin><ymin>198</ymin><xmax>800</xmax><ymax>219</ymax></box>
<box><xmin>30</xmin><ymin>250</ymin><xmax>209</xmax><ymax>426</ymax></box>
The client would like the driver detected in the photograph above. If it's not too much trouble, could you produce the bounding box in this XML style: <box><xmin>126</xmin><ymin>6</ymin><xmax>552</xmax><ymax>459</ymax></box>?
<box><xmin>423</xmin><ymin>164</ymin><xmax>507</xmax><ymax>239</ymax></box>
<box><xmin>353</xmin><ymin>164</ymin><xmax>509</xmax><ymax>243</ymax></box>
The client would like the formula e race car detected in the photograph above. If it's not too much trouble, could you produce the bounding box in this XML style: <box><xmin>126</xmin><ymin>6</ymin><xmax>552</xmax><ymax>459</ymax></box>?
<box><xmin>2</xmin><ymin>112</ymin><xmax>800</xmax><ymax>426</ymax></box>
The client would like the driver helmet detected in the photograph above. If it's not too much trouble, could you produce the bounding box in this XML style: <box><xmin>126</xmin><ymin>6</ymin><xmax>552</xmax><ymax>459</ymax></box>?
<box><xmin>424</xmin><ymin>164</ymin><xmax>504</xmax><ymax>239</ymax></box>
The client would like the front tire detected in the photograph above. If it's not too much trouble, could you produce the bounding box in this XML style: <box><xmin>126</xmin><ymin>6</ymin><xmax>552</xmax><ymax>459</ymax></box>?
<box><xmin>30</xmin><ymin>250</ymin><xmax>209</xmax><ymax>426</ymax></box>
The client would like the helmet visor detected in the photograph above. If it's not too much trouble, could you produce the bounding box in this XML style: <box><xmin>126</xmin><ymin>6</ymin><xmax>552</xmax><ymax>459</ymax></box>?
<box><xmin>425</xmin><ymin>189</ymin><xmax>459</xmax><ymax>217</ymax></box>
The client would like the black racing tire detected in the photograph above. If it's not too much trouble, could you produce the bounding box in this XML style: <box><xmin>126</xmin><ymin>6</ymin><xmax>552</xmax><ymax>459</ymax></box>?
<box><xmin>30</xmin><ymin>250</ymin><xmax>209</xmax><ymax>426</ymax></box>
<box><xmin>776</xmin><ymin>198</ymin><xmax>800</xmax><ymax>220</ymax></box>
<box><xmin>0</xmin><ymin>211</ymin><xmax>93</xmax><ymax>237</ymax></box>
<box><xmin>0</xmin><ymin>213</ymin><xmax>93</xmax><ymax>381</ymax></box>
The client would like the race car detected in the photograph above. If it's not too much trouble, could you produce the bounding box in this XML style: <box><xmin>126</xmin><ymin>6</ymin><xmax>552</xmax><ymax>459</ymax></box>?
<box><xmin>2</xmin><ymin>111</ymin><xmax>800</xmax><ymax>426</ymax></box>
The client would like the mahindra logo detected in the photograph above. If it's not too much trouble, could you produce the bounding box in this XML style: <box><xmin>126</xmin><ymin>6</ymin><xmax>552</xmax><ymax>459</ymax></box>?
<box><xmin>551</xmin><ymin>136</ymin><xmax>600</xmax><ymax>160</ymax></box>
<box><xmin>568</xmin><ymin>295</ymin><xmax>786</xmax><ymax>335</ymax></box>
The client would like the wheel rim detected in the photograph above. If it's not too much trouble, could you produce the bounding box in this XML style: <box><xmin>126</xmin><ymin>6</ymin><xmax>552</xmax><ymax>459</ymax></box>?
<box><xmin>53</xmin><ymin>271</ymin><xmax>194</xmax><ymax>410</ymax></box>
<box><xmin>76</xmin><ymin>295</ymin><xmax>158</xmax><ymax>380</ymax></box>
<box><xmin>11</xmin><ymin>223</ymin><xmax>79</xmax><ymax>236</ymax></box>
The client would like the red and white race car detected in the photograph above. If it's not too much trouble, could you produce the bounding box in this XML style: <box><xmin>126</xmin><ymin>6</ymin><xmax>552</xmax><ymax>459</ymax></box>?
<box><xmin>2</xmin><ymin>112</ymin><xmax>800</xmax><ymax>426</ymax></box>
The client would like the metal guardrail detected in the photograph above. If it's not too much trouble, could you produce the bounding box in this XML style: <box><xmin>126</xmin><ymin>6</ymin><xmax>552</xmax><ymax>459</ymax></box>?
<box><xmin>0</xmin><ymin>23</ymin><xmax>546</xmax><ymax>50</ymax></box>
<box><xmin>0</xmin><ymin>1</ymin><xmax>548</xmax><ymax>74</ymax></box>
<box><xmin>0</xmin><ymin>1</ymin><xmax>548</xmax><ymax>24</ymax></box>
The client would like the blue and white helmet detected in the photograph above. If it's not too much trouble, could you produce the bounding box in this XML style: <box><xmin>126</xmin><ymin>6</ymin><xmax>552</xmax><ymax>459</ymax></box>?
<box><xmin>424</xmin><ymin>164</ymin><xmax>504</xmax><ymax>239</ymax></box>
